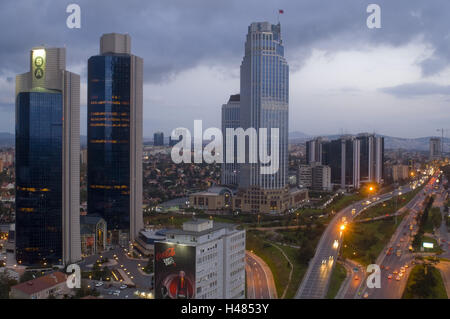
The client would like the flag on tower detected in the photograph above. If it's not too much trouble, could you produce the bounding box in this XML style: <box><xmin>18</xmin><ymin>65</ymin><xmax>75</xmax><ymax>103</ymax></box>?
<box><xmin>279</xmin><ymin>9</ymin><xmax>284</xmax><ymax>14</ymax></box>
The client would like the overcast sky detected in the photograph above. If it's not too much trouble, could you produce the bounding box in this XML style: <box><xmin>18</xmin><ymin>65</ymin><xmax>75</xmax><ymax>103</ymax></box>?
<box><xmin>1</xmin><ymin>0</ymin><xmax>450</xmax><ymax>138</ymax></box>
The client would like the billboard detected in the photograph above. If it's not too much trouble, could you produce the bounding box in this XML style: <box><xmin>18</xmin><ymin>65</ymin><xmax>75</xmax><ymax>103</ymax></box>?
<box><xmin>423</xmin><ymin>242</ymin><xmax>434</xmax><ymax>249</ymax></box>
<box><xmin>154</xmin><ymin>242</ymin><xmax>196</xmax><ymax>299</ymax></box>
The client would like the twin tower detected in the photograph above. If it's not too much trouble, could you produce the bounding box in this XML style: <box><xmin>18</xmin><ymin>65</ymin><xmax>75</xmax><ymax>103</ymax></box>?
<box><xmin>15</xmin><ymin>34</ymin><xmax>143</xmax><ymax>266</ymax></box>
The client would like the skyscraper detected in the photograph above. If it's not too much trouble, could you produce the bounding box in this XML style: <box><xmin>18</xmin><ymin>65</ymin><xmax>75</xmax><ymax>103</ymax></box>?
<box><xmin>357</xmin><ymin>133</ymin><xmax>384</xmax><ymax>184</ymax></box>
<box><xmin>87</xmin><ymin>33</ymin><xmax>143</xmax><ymax>245</ymax></box>
<box><xmin>221</xmin><ymin>94</ymin><xmax>240</xmax><ymax>186</ymax></box>
<box><xmin>322</xmin><ymin>136</ymin><xmax>360</xmax><ymax>189</ymax></box>
<box><xmin>239</xmin><ymin>22</ymin><xmax>289</xmax><ymax>190</ymax></box>
<box><xmin>231</xmin><ymin>22</ymin><xmax>290</xmax><ymax>214</ymax></box>
<box><xmin>153</xmin><ymin>132</ymin><xmax>164</xmax><ymax>146</ymax></box>
<box><xmin>15</xmin><ymin>47</ymin><xmax>81</xmax><ymax>265</ymax></box>
<box><xmin>429</xmin><ymin>137</ymin><xmax>442</xmax><ymax>160</ymax></box>
<box><xmin>306</xmin><ymin>137</ymin><xmax>324</xmax><ymax>165</ymax></box>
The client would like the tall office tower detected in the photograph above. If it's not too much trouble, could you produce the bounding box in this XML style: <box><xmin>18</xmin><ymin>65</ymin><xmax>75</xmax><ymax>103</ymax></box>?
<box><xmin>357</xmin><ymin>133</ymin><xmax>385</xmax><ymax>184</ymax></box>
<box><xmin>15</xmin><ymin>47</ymin><xmax>81</xmax><ymax>265</ymax></box>
<box><xmin>88</xmin><ymin>33</ymin><xmax>143</xmax><ymax>245</ymax></box>
<box><xmin>306</xmin><ymin>137</ymin><xmax>324</xmax><ymax>164</ymax></box>
<box><xmin>153</xmin><ymin>132</ymin><xmax>164</xmax><ymax>146</ymax></box>
<box><xmin>429</xmin><ymin>137</ymin><xmax>442</xmax><ymax>160</ymax></box>
<box><xmin>322</xmin><ymin>136</ymin><xmax>360</xmax><ymax>189</ymax></box>
<box><xmin>374</xmin><ymin>136</ymin><xmax>384</xmax><ymax>184</ymax></box>
<box><xmin>221</xmin><ymin>94</ymin><xmax>240</xmax><ymax>186</ymax></box>
<box><xmin>239</xmin><ymin>22</ymin><xmax>289</xmax><ymax>190</ymax></box>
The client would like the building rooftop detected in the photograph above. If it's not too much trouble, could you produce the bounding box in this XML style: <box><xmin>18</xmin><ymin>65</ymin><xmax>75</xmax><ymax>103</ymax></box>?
<box><xmin>165</xmin><ymin>219</ymin><xmax>237</xmax><ymax>237</ymax></box>
<box><xmin>11</xmin><ymin>271</ymin><xmax>67</xmax><ymax>296</ymax></box>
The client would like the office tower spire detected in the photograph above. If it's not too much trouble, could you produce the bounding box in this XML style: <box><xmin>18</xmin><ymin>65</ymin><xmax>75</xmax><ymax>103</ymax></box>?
<box><xmin>88</xmin><ymin>33</ymin><xmax>143</xmax><ymax>245</ymax></box>
<box><xmin>15</xmin><ymin>47</ymin><xmax>81</xmax><ymax>265</ymax></box>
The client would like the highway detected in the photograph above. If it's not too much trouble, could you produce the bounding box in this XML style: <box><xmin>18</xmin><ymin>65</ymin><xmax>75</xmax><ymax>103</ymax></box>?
<box><xmin>355</xmin><ymin>171</ymin><xmax>442</xmax><ymax>299</ymax></box>
<box><xmin>245</xmin><ymin>250</ymin><xmax>277</xmax><ymax>299</ymax></box>
<box><xmin>296</xmin><ymin>182</ymin><xmax>418</xmax><ymax>299</ymax></box>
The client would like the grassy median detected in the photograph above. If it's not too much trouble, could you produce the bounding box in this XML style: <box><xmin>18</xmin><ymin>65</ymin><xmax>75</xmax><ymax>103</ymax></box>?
<box><xmin>325</xmin><ymin>262</ymin><xmax>347</xmax><ymax>299</ymax></box>
<box><xmin>246</xmin><ymin>231</ymin><xmax>291</xmax><ymax>298</ymax></box>
<box><xmin>342</xmin><ymin>215</ymin><xmax>405</xmax><ymax>266</ymax></box>
<box><xmin>402</xmin><ymin>264</ymin><xmax>448</xmax><ymax>299</ymax></box>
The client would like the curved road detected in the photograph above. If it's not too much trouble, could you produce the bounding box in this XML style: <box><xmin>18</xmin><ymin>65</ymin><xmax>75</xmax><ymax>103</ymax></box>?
<box><xmin>246</xmin><ymin>250</ymin><xmax>277</xmax><ymax>299</ymax></box>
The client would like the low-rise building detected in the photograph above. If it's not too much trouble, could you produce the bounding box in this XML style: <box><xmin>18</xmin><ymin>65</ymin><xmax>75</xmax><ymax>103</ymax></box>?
<box><xmin>80</xmin><ymin>215</ymin><xmax>107</xmax><ymax>256</ymax></box>
<box><xmin>189</xmin><ymin>186</ymin><xmax>234</xmax><ymax>211</ymax></box>
<box><xmin>10</xmin><ymin>271</ymin><xmax>69</xmax><ymax>299</ymax></box>
<box><xmin>134</xmin><ymin>229</ymin><xmax>167</xmax><ymax>257</ymax></box>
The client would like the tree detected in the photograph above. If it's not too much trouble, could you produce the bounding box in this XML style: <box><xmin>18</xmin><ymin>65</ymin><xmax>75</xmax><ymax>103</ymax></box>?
<box><xmin>0</xmin><ymin>273</ymin><xmax>17</xmax><ymax>299</ymax></box>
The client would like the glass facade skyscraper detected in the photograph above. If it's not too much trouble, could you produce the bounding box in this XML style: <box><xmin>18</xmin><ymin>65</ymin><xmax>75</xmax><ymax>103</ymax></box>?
<box><xmin>16</xmin><ymin>92</ymin><xmax>62</xmax><ymax>264</ymax></box>
<box><xmin>87</xmin><ymin>34</ymin><xmax>143</xmax><ymax>245</ymax></box>
<box><xmin>239</xmin><ymin>22</ymin><xmax>289</xmax><ymax>190</ymax></box>
<box><xmin>15</xmin><ymin>47</ymin><xmax>81</xmax><ymax>265</ymax></box>
<box><xmin>221</xmin><ymin>94</ymin><xmax>240</xmax><ymax>186</ymax></box>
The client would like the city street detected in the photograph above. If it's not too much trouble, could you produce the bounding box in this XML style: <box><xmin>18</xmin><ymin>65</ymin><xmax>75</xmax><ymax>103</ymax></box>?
<box><xmin>355</xmin><ymin>172</ymin><xmax>441</xmax><ymax>299</ymax></box>
<box><xmin>296</xmin><ymin>182</ymin><xmax>417</xmax><ymax>299</ymax></box>
<box><xmin>245</xmin><ymin>250</ymin><xmax>277</xmax><ymax>299</ymax></box>
<box><xmin>79</xmin><ymin>246</ymin><xmax>152</xmax><ymax>298</ymax></box>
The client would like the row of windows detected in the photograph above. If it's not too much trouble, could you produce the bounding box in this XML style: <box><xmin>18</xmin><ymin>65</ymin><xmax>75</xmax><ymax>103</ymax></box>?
<box><xmin>89</xmin><ymin>139</ymin><xmax>129</xmax><ymax>144</ymax></box>
<box><xmin>89</xmin><ymin>185</ymin><xmax>128</xmax><ymax>190</ymax></box>
<box><xmin>90</xmin><ymin>117</ymin><xmax>129</xmax><ymax>122</ymax></box>
<box><xmin>90</xmin><ymin>100</ymin><xmax>130</xmax><ymax>105</ymax></box>
<box><xmin>89</xmin><ymin>124</ymin><xmax>129</xmax><ymax>128</ymax></box>
<box><xmin>90</xmin><ymin>112</ymin><xmax>128</xmax><ymax>116</ymax></box>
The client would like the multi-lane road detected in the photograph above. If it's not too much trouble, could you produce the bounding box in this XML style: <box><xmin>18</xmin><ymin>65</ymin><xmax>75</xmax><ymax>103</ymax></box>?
<box><xmin>296</xmin><ymin>181</ymin><xmax>421</xmax><ymax>299</ymax></box>
<box><xmin>246</xmin><ymin>250</ymin><xmax>277</xmax><ymax>299</ymax></box>
<box><xmin>354</xmin><ymin>171</ymin><xmax>442</xmax><ymax>299</ymax></box>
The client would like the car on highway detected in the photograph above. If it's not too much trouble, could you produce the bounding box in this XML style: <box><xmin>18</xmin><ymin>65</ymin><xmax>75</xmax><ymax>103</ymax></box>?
<box><xmin>354</xmin><ymin>275</ymin><xmax>359</xmax><ymax>281</ymax></box>
<box><xmin>395</xmin><ymin>276</ymin><xmax>401</xmax><ymax>281</ymax></box>
<box><xmin>120</xmin><ymin>284</ymin><xmax>128</xmax><ymax>290</ymax></box>
<box><xmin>113</xmin><ymin>290</ymin><xmax>121</xmax><ymax>296</ymax></box>
<box><xmin>95</xmin><ymin>282</ymin><xmax>103</xmax><ymax>287</ymax></box>
<box><xmin>393</xmin><ymin>270</ymin><xmax>398</xmax><ymax>274</ymax></box>
<box><xmin>363</xmin><ymin>292</ymin><xmax>369</xmax><ymax>298</ymax></box>
<box><xmin>387</xmin><ymin>274</ymin><xmax>393</xmax><ymax>279</ymax></box>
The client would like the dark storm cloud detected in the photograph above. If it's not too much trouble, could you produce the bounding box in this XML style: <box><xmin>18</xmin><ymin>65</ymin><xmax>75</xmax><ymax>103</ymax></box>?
<box><xmin>2</xmin><ymin>0</ymin><xmax>450</xmax><ymax>82</ymax></box>
<box><xmin>380</xmin><ymin>82</ymin><xmax>450</xmax><ymax>98</ymax></box>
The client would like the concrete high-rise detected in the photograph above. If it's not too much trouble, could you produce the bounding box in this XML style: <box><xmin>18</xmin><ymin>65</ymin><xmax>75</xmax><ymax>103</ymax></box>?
<box><xmin>221</xmin><ymin>94</ymin><xmax>240</xmax><ymax>186</ymax></box>
<box><xmin>87</xmin><ymin>33</ymin><xmax>143</xmax><ymax>245</ymax></box>
<box><xmin>357</xmin><ymin>133</ymin><xmax>384</xmax><ymax>184</ymax></box>
<box><xmin>306</xmin><ymin>137</ymin><xmax>324</xmax><ymax>165</ymax></box>
<box><xmin>429</xmin><ymin>137</ymin><xmax>442</xmax><ymax>160</ymax></box>
<box><xmin>15</xmin><ymin>47</ymin><xmax>81</xmax><ymax>265</ymax></box>
<box><xmin>154</xmin><ymin>219</ymin><xmax>245</xmax><ymax>299</ymax></box>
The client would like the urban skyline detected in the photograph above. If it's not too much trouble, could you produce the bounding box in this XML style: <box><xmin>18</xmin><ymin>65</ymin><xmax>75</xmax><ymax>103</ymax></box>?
<box><xmin>0</xmin><ymin>1</ymin><xmax>449</xmax><ymax>302</ymax></box>
<box><xmin>1</xmin><ymin>1</ymin><xmax>450</xmax><ymax>138</ymax></box>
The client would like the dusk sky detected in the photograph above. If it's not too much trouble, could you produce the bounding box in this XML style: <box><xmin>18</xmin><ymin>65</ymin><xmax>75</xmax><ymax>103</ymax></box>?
<box><xmin>1</xmin><ymin>0</ymin><xmax>450</xmax><ymax>138</ymax></box>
